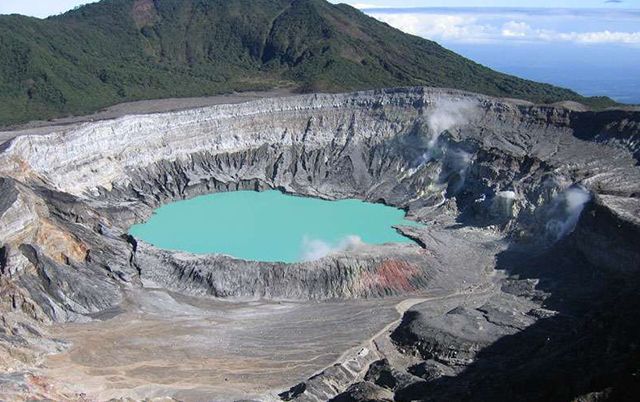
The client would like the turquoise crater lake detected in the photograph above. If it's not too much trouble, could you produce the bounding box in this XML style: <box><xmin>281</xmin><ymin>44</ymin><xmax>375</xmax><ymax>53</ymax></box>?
<box><xmin>129</xmin><ymin>190</ymin><xmax>420</xmax><ymax>263</ymax></box>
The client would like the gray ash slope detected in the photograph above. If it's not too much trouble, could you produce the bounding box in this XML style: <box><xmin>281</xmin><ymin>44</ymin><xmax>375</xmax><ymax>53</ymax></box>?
<box><xmin>0</xmin><ymin>87</ymin><xmax>638</xmax><ymax>401</ymax></box>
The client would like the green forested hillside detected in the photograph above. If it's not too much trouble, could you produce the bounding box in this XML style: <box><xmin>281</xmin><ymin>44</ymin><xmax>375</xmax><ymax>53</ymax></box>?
<box><xmin>0</xmin><ymin>0</ymin><xmax>616</xmax><ymax>126</ymax></box>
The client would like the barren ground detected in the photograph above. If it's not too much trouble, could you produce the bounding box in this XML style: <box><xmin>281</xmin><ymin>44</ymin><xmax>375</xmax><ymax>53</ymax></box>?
<box><xmin>39</xmin><ymin>288</ymin><xmax>405</xmax><ymax>401</ymax></box>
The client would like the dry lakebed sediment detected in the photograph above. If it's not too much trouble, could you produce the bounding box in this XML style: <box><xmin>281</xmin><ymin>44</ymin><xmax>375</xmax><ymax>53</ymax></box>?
<box><xmin>0</xmin><ymin>87</ymin><xmax>639</xmax><ymax>401</ymax></box>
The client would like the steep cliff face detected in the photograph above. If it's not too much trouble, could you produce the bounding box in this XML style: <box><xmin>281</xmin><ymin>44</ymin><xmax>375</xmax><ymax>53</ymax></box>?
<box><xmin>0</xmin><ymin>87</ymin><xmax>638</xmax><ymax>400</ymax></box>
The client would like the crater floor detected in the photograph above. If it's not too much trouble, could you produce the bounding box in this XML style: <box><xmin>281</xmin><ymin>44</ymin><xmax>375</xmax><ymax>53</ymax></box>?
<box><xmin>41</xmin><ymin>288</ymin><xmax>404</xmax><ymax>401</ymax></box>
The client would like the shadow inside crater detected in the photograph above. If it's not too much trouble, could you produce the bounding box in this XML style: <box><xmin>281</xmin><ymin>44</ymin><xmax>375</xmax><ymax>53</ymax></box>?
<box><xmin>396</xmin><ymin>224</ymin><xmax>640</xmax><ymax>402</ymax></box>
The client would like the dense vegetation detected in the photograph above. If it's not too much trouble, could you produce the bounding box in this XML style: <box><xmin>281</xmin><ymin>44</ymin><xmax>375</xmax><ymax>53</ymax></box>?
<box><xmin>0</xmin><ymin>0</ymin><xmax>616</xmax><ymax>126</ymax></box>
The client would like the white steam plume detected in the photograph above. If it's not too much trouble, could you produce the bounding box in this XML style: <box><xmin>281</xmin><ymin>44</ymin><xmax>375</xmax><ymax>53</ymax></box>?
<box><xmin>300</xmin><ymin>235</ymin><xmax>364</xmax><ymax>262</ymax></box>
<box><xmin>441</xmin><ymin>148</ymin><xmax>475</xmax><ymax>194</ymax></box>
<box><xmin>427</xmin><ymin>99</ymin><xmax>478</xmax><ymax>147</ymax></box>
<box><xmin>498</xmin><ymin>190</ymin><xmax>517</xmax><ymax>200</ymax></box>
<box><xmin>545</xmin><ymin>186</ymin><xmax>591</xmax><ymax>241</ymax></box>
<box><xmin>490</xmin><ymin>190</ymin><xmax>518</xmax><ymax>219</ymax></box>
<box><xmin>412</xmin><ymin>100</ymin><xmax>479</xmax><ymax>169</ymax></box>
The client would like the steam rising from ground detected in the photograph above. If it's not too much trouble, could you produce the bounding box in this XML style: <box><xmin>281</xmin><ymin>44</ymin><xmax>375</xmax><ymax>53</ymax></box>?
<box><xmin>442</xmin><ymin>148</ymin><xmax>475</xmax><ymax>194</ymax></box>
<box><xmin>489</xmin><ymin>190</ymin><xmax>518</xmax><ymax>220</ymax></box>
<box><xmin>406</xmin><ymin>100</ymin><xmax>479</xmax><ymax>198</ymax></box>
<box><xmin>545</xmin><ymin>186</ymin><xmax>591</xmax><ymax>241</ymax></box>
<box><xmin>300</xmin><ymin>235</ymin><xmax>364</xmax><ymax>262</ymax></box>
<box><xmin>411</xmin><ymin>100</ymin><xmax>479</xmax><ymax>171</ymax></box>
<box><xmin>427</xmin><ymin>99</ymin><xmax>479</xmax><ymax>146</ymax></box>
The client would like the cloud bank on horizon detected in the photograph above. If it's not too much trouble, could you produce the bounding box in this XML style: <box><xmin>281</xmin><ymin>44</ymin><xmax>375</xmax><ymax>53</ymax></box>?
<box><xmin>331</xmin><ymin>1</ymin><xmax>640</xmax><ymax>46</ymax></box>
<box><xmin>367</xmin><ymin>8</ymin><xmax>640</xmax><ymax>45</ymax></box>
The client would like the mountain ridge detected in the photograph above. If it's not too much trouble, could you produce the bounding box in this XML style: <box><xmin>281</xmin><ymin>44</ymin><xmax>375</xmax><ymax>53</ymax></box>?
<box><xmin>0</xmin><ymin>0</ymin><xmax>616</xmax><ymax>126</ymax></box>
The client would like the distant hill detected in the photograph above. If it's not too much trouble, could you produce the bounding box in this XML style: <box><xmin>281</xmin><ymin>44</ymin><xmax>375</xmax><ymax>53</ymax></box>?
<box><xmin>0</xmin><ymin>0</ymin><xmax>617</xmax><ymax>126</ymax></box>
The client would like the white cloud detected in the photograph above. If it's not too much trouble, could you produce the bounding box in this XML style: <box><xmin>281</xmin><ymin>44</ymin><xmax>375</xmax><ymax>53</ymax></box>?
<box><xmin>501</xmin><ymin>21</ymin><xmax>532</xmax><ymax>37</ymax></box>
<box><xmin>375</xmin><ymin>13</ymin><xmax>495</xmax><ymax>43</ymax></box>
<box><xmin>369</xmin><ymin>12</ymin><xmax>640</xmax><ymax>45</ymax></box>
<box><xmin>502</xmin><ymin>20</ymin><xmax>640</xmax><ymax>44</ymax></box>
<box><xmin>547</xmin><ymin>30</ymin><xmax>640</xmax><ymax>44</ymax></box>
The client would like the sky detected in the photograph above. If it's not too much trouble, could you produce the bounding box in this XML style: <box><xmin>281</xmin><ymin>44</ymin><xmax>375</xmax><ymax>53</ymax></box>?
<box><xmin>333</xmin><ymin>0</ymin><xmax>639</xmax><ymax>8</ymax></box>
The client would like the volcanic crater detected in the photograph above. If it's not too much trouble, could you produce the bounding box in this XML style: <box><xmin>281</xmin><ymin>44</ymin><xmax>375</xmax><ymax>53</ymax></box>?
<box><xmin>0</xmin><ymin>87</ymin><xmax>639</xmax><ymax>401</ymax></box>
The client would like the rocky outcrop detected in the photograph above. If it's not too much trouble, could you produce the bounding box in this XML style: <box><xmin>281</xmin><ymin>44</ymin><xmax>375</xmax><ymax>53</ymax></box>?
<box><xmin>280</xmin><ymin>347</ymin><xmax>380</xmax><ymax>402</ymax></box>
<box><xmin>136</xmin><ymin>243</ymin><xmax>432</xmax><ymax>300</ymax></box>
<box><xmin>330</xmin><ymin>381</ymin><xmax>394</xmax><ymax>402</ymax></box>
<box><xmin>0</xmin><ymin>87</ymin><xmax>639</xmax><ymax>400</ymax></box>
<box><xmin>391</xmin><ymin>303</ymin><xmax>532</xmax><ymax>366</ymax></box>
